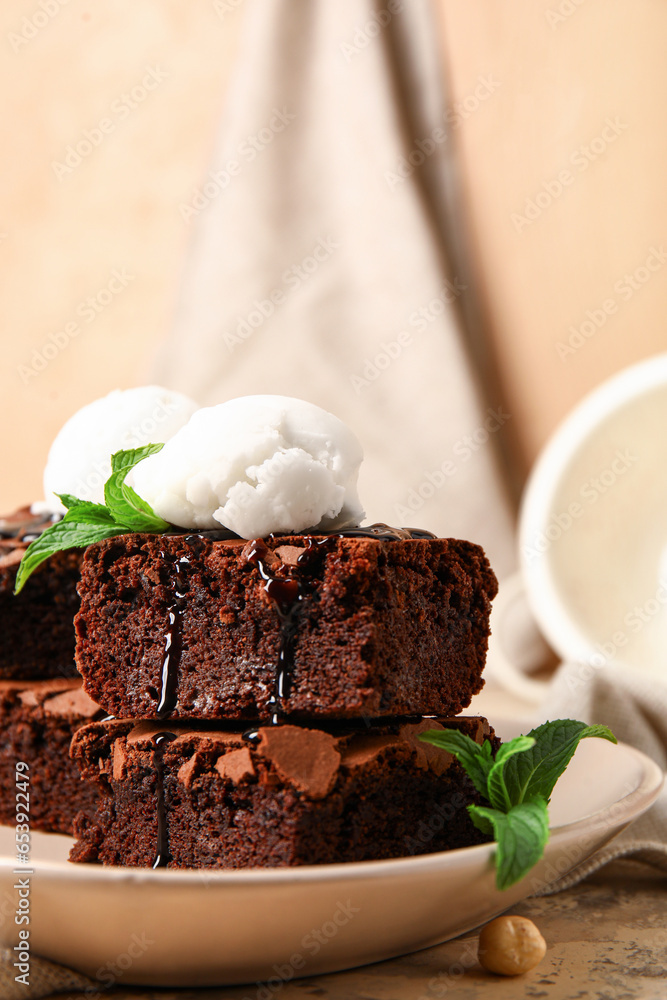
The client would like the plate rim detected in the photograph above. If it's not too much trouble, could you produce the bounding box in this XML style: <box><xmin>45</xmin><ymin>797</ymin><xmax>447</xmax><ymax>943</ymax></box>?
<box><xmin>0</xmin><ymin>738</ymin><xmax>662</xmax><ymax>886</ymax></box>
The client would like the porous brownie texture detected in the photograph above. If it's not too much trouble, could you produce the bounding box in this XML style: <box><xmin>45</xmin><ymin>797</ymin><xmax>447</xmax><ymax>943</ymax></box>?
<box><xmin>0</xmin><ymin>507</ymin><xmax>81</xmax><ymax>680</ymax></box>
<box><xmin>74</xmin><ymin>532</ymin><xmax>498</xmax><ymax>720</ymax></box>
<box><xmin>0</xmin><ymin>678</ymin><xmax>102</xmax><ymax>835</ymax></box>
<box><xmin>70</xmin><ymin>716</ymin><xmax>498</xmax><ymax>868</ymax></box>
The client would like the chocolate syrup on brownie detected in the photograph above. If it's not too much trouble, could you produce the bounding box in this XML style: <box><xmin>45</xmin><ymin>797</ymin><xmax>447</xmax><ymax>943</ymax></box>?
<box><xmin>152</xmin><ymin>731</ymin><xmax>176</xmax><ymax>868</ymax></box>
<box><xmin>245</xmin><ymin>538</ymin><xmax>315</xmax><ymax>726</ymax></box>
<box><xmin>170</xmin><ymin>522</ymin><xmax>436</xmax><ymax>543</ymax></box>
<box><xmin>240</xmin><ymin>525</ymin><xmax>435</xmax><ymax>736</ymax></box>
<box><xmin>155</xmin><ymin>524</ymin><xmax>435</xmax><ymax>728</ymax></box>
<box><xmin>334</xmin><ymin>523</ymin><xmax>436</xmax><ymax>541</ymax></box>
<box><xmin>157</xmin><ymin>554</ymin><xmax>188</xmax><ymax>719</ymax></box>
<box><xmin>0</xmin><ymin>507</ymin><xmax>61</xmax><ymax>542</ymax></box>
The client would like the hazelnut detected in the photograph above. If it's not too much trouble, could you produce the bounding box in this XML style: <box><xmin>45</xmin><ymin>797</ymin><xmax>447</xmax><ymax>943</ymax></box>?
<box><xmin>478</xmin><ymin>915</ymin><xmax>547</xmax><ymax>976</ymax></box>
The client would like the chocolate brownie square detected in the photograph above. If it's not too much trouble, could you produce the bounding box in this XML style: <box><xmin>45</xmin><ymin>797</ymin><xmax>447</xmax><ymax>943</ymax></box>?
<box><xmin>0</xmin><ymin>678</ymin><xmax>102</xmax><ymax>835</ymax></box>
<box><xmin>74</xmin><ymin>531</ymin><xmax>498</xmax><ymax>721</ymax></box>
<box><xmin>0</xmin><ymin>507</ymin><xmax>80</xmax><ymax>680</ymax></box>
<box><xmin>70</xmin><ymin>716</ymin><xmax>497</xmax><ymax>868</ymax></box>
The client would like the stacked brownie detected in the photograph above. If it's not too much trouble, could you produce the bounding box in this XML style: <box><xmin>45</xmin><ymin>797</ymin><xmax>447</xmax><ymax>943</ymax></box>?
<box><xmin>69</xmin><ymin>525</ymin><xmax>499</xmax><ymax>869</ymax></box>
<box><xmin>0</xmin><ymin>507</ymin><xmax>80</xmax><ymax>681</ymax></box>
<box><xmin>0</xmin><ymin>508</ymin><xmax>103</xmax><ymax>835</ymax></box>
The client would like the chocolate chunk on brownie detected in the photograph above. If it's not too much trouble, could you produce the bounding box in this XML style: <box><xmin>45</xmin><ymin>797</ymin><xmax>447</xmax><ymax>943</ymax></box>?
<box><xmin>0</xmin><ymin>678</ymin><xmax>103</xmax><ymax>835</ymax></box>
<box><xmin>74</xmin><ymin>532</ymin><xmax>497</xmax><ymax>721</ymax></box>
<box><xmin>0</xmin><ymin>507</ymin><xmax>80</xmax><ymax>679</ymax></box>
<box><xmin>69</xmin><ymin>716</ymin><xmax>498</xmax><ymax>868</ymax></box>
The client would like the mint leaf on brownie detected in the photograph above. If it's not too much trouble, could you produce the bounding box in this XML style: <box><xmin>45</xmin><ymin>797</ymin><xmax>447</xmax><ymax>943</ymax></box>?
<box><xmin>14</xmin><ymin>521</ymin><xmax>122</xmax><ymax>593</ymax></box>
<box><xmin>469</xmin><ymin>798</ymin><xmax>550</xmax><ymax>891</ymax></box>
<box><xmin>14</xmin><ymin>443</ymin><xmax>169</xmax><ymax>593</ymax></box>
<box><xmin>420</xmin><ymin>719</ymin><xmax>616</xmax><ymax>889</ymax></box>
<box><xmin>499</xmin><ymin>720</ymin><xmax>617</xmax><ymax>805</ymax></box>
<box><xmin>104</xmin><ymin>445</ymin><xmax>170</xmax><ymax>532</ymax></box>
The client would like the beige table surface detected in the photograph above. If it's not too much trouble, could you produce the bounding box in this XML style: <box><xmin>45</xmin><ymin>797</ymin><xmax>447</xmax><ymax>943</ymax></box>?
<box><xmin>48</xmin><ymin>863</ymin><xmax>666</xmax><ymax>1000</ymax></box>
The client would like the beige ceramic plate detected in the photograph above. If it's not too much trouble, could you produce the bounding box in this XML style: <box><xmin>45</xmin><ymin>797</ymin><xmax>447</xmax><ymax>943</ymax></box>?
<box><xmin>0</xmin><ymin>730</ymin><xmax>662</xmax><ymax>988</ymax></box>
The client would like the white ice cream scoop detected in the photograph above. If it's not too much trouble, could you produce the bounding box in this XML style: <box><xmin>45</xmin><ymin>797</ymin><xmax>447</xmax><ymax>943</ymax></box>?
<box><xmin>127</xmin><ymin>395</ymin><xmax>365</xmax><ymax>537</ymax></box>
<box><xmin>41</xmin><ymin>386</ymin><xmax>199</xmax><ymax>513</ymax></box>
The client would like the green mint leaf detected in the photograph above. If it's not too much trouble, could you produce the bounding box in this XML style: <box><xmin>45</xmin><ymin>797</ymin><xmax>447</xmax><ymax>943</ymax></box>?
<box><xmin>469</xmin><ymin>798</ymin><xmax>550</xmax><ymax>891</ymax></box>
<box><xmin>104</xmin><ymin>444</ymin><xmax>169</xmax><ymax>532</ymax></box>
<box><xmin>109</xmin><ymin>444</ymin><xmax>165</xmax><ymax>475</ymax></box>
<box><xmin>56</xmin><ymin>492</ymin><xmax>84</xmax><ymax>510</ymax></box>
<box><xmin>486</xmin><ymin>735</ymin><xmax>536</xmax><ymax>811</ymax></box>
<box><xmin>501</xmin><ymin>720</ymin><xmax>618</xmax><ymax>805</ymax></box>
<box><xmin>58</xmin><ymin>497</ymin><xmax>117</xmax><ymax>527</ymax></box>
<box><xmin>16</xmin><ymin>443</ymin><xmax>171</xmax><ymax>592</ymax></box>
<box><xmin>468</xmin><ymin>807</ymin><xmax>494</xmax><ymax>836</ymax></box>
<box><xmin>14</xmin><ymin>521</ymin><xmax>123</xmax><ymax>594</ymax></box>
<box><xmin>419</xmin><ymin>729</ymin><xmax>494</xmax><ymax>799</ymax></box>
<box><xmin>422</xmin><ymin>720</ymin><xmax>616</xmax><ymax>890</ymax></box>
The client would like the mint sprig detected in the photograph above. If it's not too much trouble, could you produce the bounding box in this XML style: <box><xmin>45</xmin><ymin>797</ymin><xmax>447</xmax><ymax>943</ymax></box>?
<box><xmin>420</xmin><ymin>719</ymin><xmax>617</xmax><ymax>890</ymax></box>
<box><xmin>14</xmin><ymin>444</ymin><xmax>168</xmax><ymax>593</ymax></box>
<box><xmin>104</xmin><ymin>446</ymin><xmax>170</xmax><ymax>532</ymax></box>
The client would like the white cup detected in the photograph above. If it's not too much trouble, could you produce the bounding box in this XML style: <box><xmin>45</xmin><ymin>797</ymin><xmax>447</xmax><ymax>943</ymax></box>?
<box><xmin>514</xmin><ymin>353</ymin><xmax>667</xmax><ymax>685</ymax></box>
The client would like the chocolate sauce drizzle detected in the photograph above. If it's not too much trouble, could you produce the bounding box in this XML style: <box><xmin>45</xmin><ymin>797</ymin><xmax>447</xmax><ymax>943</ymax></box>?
<box><xmin>150</xmin><ymin>522</ymin><xmax>437</xmax><ymax>860</ymax></box>
<box><xmin>331</xmin><ymin>523</ymin><xmax>436</xmax><ymax>541</ymax></box>
<box><xmin>242</xmin><ymin>525</ymin><xmax>434</xmax><ymax>733</ymax></box>
<box><xmin>157</xmin><ymin>553</ymin><xmax>189</xmax><ymax>719</ymax></box>
<box><xmin>151</xmin><ymin>731</ymin><xmax>176</xmax><ymax>869</ymax></box>
<box><xmin>164</xmin><ymin>522</ymin><xmax>436</xmax><ymax>543</ymax></box>
<box><xmin>245</xmin><ymin>537</ymin><xmax>319</xmax><ymax>728</ymax></box>
<box><xmin>0</xmin><ymin>508</ymin><xmax>62</xmax><ymax>542</ymax></box>
<box><xmin>152</xmin><ymin>523</ymin><xmax>435</xmax><ymax>735</ymax></box>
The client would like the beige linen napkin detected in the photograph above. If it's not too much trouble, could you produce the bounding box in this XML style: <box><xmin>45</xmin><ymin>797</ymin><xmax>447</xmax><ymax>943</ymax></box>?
<box><xmin>150</xmin><ymin>0</ymin><xmax>516</xmax><ymax>577</ymax></box>
<box><xmin>533</xmin><ymin>660</ymin><xmax>667</xmax><ymax>894</ymax></box>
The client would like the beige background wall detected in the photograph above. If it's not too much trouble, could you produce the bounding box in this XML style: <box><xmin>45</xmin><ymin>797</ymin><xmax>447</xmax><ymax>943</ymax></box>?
<box><xmin>437</xmin><ymin>0</ymin><xmax>667</xmax><ymax>473</ymax></box>
<box><xmin>0</xmin><ymin>0</ymin><xmax>243</xmax><ymax>510</ymax></box>
<box><xmin>1</xmin><ymin>0</ymin><xmax>665</xmax><ymax>509</ymax></box>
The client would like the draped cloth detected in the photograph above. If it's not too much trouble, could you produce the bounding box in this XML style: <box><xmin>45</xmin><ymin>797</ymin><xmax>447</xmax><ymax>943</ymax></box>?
<box><xmin>150</xmin><ymin>0</ymin><xmax>516</xmax><ymax>576</ymax></box>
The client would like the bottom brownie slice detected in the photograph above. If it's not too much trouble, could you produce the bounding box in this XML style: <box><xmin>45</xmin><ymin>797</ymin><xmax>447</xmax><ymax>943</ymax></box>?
<box><xmin>0</xmin><ymin>678</ymin><xmax>103</xmax><ymax>835</ymax></box>
<box><xmin>69</xmin><ymin>716</ymin><xmax>499</xmax><ymax>868</ymax></box>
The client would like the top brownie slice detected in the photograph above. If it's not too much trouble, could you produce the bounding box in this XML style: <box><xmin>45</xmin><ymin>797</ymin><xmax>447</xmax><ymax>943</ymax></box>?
<box><xmin>74</xmin><ymin>530</ymin><xmax>497</xmax><ymax>721</ymax></box>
